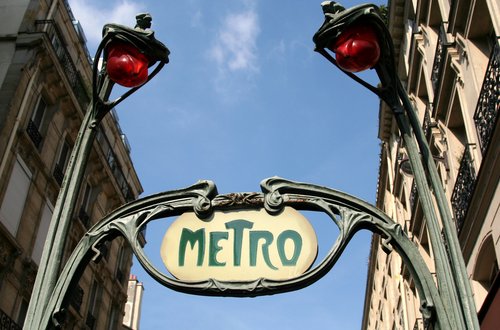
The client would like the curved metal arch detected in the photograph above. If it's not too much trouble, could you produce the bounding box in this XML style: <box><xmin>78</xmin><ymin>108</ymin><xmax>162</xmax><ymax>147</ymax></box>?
<box><xmin>42</xmin><ymin>177</ymin><xmax>451</xmax><ymax>329</ymax></box>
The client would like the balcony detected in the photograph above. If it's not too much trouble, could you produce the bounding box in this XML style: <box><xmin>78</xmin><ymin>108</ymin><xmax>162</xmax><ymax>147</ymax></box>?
<box><xmin>422</xmin><ymin>104</ymin><xmax>437</xmax><ymax>141</ymax></box>
<box><xmin>35</xmin><ymin>20</ymin><xmax>90</xmax><ymax>110</ymax></box>
<box><xmin>413</xmin><ymin>317</ymin><xmax>424</xmax><ymax>330</ymax></box>
<box><xmin>0</xmin><ymin>308</ymin><xmax>22</xmax><ymax>330</ymax></box>
<box><xmin>53</xmin><ymin>163</ymin><xmax>65</xmax><ymax>186</ymax></box>
<box><xmin>410</xmin><ymin>180</ymin><xmax>418</xmax><ymax>212</ymax></box>
<box><xmin>26</xmin><ymin>119</ymin><xmax>43</xmax><ymax>148</ymax></box>
<box><xmin>96</xmin><ymin>129</ymin><xmax>135</xmax><ymax>202</ymax></box>
<box><xmin>474</xmin><ymin>42</ymin><xmax>500</xmax><ymax>155</ymax></box>
<box><xmin>451</xmin><ymin>147</ymin><xmax>477</xmax><ymax>234</ymax></box>
<box><xmin>422</xmin><ymin>106</ymin><xmax>432</xmax><ymax>138</ymax></box>
<box><xmin>430</xmin><ymin>25</ymin><xmax>447</xmax><ymax>94</ymax></box>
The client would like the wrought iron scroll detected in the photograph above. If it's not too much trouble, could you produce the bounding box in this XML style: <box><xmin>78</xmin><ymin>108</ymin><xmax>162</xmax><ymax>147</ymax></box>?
<box><xmin>474</xmin><ymin>42</ymin><xmax>500</xmax><ymax>155</ymax></box>
<box><xmin>431</xmin><ymin>25</ymin><xmax>448</xmax><ymax>95</ymax></box>
<box><xmin>451</xmin><ymin>148</ymin><xmax>477</xmax><ymax>234</ymax></box>
<box><xmin>42</xmin><ymin>177</ymin><xmax>452</xmax><ymax>329</ymax></box>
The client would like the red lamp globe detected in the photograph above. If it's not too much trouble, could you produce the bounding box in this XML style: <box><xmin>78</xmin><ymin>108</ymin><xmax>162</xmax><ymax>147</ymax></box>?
<box><xmin>329</xmin><ymin>24</ymin><xmax>381</xmax><ymax>73</ymax></box>
<box><xmin>106</xmin><ymin>42</ymin><xmax>149</xmax><ymax>87</ymax></box>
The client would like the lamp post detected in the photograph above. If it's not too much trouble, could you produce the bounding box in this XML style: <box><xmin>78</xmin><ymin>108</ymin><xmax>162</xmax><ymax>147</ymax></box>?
<box><xmin>24</xmin><ymin>14</ymin><xmax>169</xmax><ymax>330</ymax></box>
<box><xmin>313</xmin><ymin>2</ymin><xmax>479</xmax><ymax>329</ymax></box>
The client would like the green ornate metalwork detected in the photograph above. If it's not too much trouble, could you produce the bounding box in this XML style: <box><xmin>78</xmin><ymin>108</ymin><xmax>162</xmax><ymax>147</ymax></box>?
<box><xmin>25</xmin><ymin>4</ymin><xmax>478</xmax><ymax>330</ymax></box>
<box><xmin>42</xmin><ymin>178</ymin><xmax>451</xmax><ymax>329</ymax></box>
<box><xmin>313</xmin><ymin>2</ymin><xmax>479</xmax><ymax>329</ymax></box>
<box><xmin>23</xmin><ymin>14</ymin><xmax>169</xmax><ymax>330</ymax></box>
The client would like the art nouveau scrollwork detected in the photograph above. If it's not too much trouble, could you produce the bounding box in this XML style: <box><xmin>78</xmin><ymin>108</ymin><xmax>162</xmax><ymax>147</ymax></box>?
<box><xmin>42</xmin><ymin>177</ymin><xmax>451</xmax><ymax>329</ymax></box>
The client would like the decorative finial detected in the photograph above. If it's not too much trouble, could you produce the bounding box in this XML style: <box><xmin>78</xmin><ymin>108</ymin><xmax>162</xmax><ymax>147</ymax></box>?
<box><xmin>135</xmin><ymin>13</ymin><xmax>152</xmax><ymax>31</ymax></box>
<box><xmin>321</xmin><ymin>1</ymin><xmax>345</xmax><ymax>15</ymax></box>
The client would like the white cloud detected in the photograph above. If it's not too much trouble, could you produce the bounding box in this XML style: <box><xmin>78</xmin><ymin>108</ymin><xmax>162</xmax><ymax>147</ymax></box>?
<box><xmin>267</xmin><ymin>39</ymin><xmax>286</xmax><ymax>62</ymax></box>
<box><xmin>207</xmin><ymin>6</ymin><xmax>260</xmax><ymax>102</ymax></box>
<box><xmin>209</xmin><ymin>9</ymin><xmax>260</xmax><ymax>73</ymax></box>
<box><xmin>69</xmin><ymin>0</ymin><xmax>145</xmax><ymax>46</ymax></box>
<box><xmin>190</xmin><ymin>9</ymin><xmax>203</xmax><ymax>28</ymax></box>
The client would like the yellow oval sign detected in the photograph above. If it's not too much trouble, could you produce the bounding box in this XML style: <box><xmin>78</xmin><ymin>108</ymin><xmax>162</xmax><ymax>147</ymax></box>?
<box><xmin>160</xmin><ymin>207</ymin><xmax>318</xmax><ymax>281</ymax></box>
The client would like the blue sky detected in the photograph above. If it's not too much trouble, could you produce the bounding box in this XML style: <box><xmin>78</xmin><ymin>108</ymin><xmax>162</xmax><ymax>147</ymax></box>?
<box><xmin>69</xmin><ymin>0</ymin><xmax>384</xmax><ymax>329</ymax></box>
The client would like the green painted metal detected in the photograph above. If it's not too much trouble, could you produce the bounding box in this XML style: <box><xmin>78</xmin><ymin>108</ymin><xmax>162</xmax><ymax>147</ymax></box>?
<box><xmin>23</xmin><ymin>15</ymin><xmax>169</xmax><ymax>330</ymax></box>
<box><xmin>312</xmin><ymin>2</ymin><xmax>479</xmax><ymax>329</ymax></box>
<box><xmin>397</xmin><ymin>80</ymin><xmax>479</xmax><ymax>329</ymax></box>
<box><xmin>40</xmin><ymin>177</ymin><xmax>451</xmax><ymax>329</ymax></box>
<box><xmin>24</xmin><ymin>4</ymin><xmax>476</xmax><ymax>330</ymax></box>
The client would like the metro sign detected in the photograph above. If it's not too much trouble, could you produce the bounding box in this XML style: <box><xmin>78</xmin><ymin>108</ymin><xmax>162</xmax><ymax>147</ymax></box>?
<box><xmin>161</xmin><ymin>207</ymin><xmax>318</xmax><ymax>281</ymax></box>
<box><xmin>46</xmin><ymin>178</ymin><xmax>449</xmax><ymax>328</ymax></box>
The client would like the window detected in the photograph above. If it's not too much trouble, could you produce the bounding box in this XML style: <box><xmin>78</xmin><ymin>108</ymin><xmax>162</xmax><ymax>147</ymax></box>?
<box><xmin>32</xmin><ymin>202</ymin><xmax>53</xmax><ymax>265</ymax></box>
<box><xmin>106</xmin><ymin>305</ymin><xmax>118</xmax><ymax>330</ymax></box>
<box><xmin>78</xmin><ymin>182</ymin><xmax>93</xmax><ymax>227</ymax></box>
<box><xmin>466</xmin><ymin>0</ymin><xmax>494</xmax><ymax>60</ymax></box>
<box><xmin>31</xmin><ymin>98</ymin><xmax>45</xmax><ymax>130</ymax></box>
<box><xmin>106</xmin><ymin>149</ymin><xmax>116</xmax><ymax>171</ymax></box>
<box><xmin>26</xmin><ymin>97</ymin><xmax>46</xmax><ymax>148</ymax></box>
<box><xmin>396</xmin><ymin>297</ymin><xmax>405</xmax><ymax>329</ymax></box>
<box><xmin>420</xmin><ymin>223</ymin><xmax>431</xmax><ymax>257</ymax></box>
<box><xmin>116</xmin><ymin>245</ymin><xmax>127</xmax><ymax>285</ymax></box>
<box><xmin>50</xmin><ymin>34</ymin><xmax>65</xmax><ymax>59</ymax></box>
<box><xmin>70</xmin><ymin>285</ymin><xmax>84</xmax><ymax>312</ymax></box>
<box><xmin>86</xmin><ymin>281</ymin><xmax>102</xmax><ymax>330</ymax></box>
<box><xmin>17</xmin><ymin>299</ymin><xmax>29</xmax><ymax>327</ymax></box>
<box><xmin>473</xmin><ymin>235</ymin><xmax>499</xmax><ymax>306</ymax></box>
<box><xmin>446</xmin><ymin>94</ymin><xmax>467</xmax><ymax>178</ymax></box>
<box><xmin>81</xmin><ymin>182</ymin><xmax>92</xmax><ymax>213</ymax></box>
<box><xmin>53</xmin><ymin>139</ymin><xmax>71</xmax><ymax>186</ymax></box>
<box><xmin>0</xmin><ymin>157</ymin><xmax>32</xmax><ymax>236</ymax></box>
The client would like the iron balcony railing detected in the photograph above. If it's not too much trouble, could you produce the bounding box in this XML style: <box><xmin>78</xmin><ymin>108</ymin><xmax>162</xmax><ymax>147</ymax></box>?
<box><xmin>35</xmin><ymin>20</ymin><xmax>90</xmax><ymax>110</ymax></box>
<box><xmin>430</xmin><ymin>25</ymin><xmax>447</xmax><ymax>94</ymax></box>
<box><xmin>26</xmin><ymin>119</ymin><xmax>43</xmax><ymax>148</ymax></box>
<box><xmin>422</xmin><ymin>107</ymin><xmax>432</xmax><ymax>137</ymax></box>
<box><xmin>96</xmin><ymin>129</ymin><xmax>135</xmax><ymax>202</ymax></box>
<box><xmin>473</xmin><ymin>41</ymin><xmax>500</xmax><ymax>155</ymax></box>
<box><xmin>413</xmin><ymin>317</ymin><xmax>423</xmax><ymax>330</ymax></box>
<box><xmin>0</xmin><ymin>308</ymin><xmax>22</xmax><ymax>330</ymax></box>
<box><xmin>62</xmin><ymin>0</ymin><xmax>93</xmax><ymax>64</ymax></box>
<box><xmin>410</xmin><ymin>180</ymin><xmax>418</xmax><ymax>212</ymax></box>
<box><xmin>422</xmin><ymin>104</ymin><xmax>436</xmax><ymax>140</ymax></box>
<box><xmin>451</xmin><ymin>147</ymin><xmax>477</xmax><ymax>234</ymax></box>
<box><xmin>53</xmin><ymin>163</ymin><xmax>65</xmax><ymax>186</ymax></box>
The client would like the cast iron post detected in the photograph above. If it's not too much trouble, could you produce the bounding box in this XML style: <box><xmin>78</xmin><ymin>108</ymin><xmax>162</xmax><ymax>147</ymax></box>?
<box><xmin>312</xmin><ymin>2</ymin><xmax>479</xmax><ymax>329</ymax></box>
<box><xmin>23</xmin><ymin>14</ymin><xmax>169</xmax><ymax>330</ymax></box>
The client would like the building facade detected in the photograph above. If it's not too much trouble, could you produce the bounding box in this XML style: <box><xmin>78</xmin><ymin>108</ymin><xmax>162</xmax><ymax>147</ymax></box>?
<box><xmin>0</xmin><ymin>0</ymin><xmax>143</xmax><ymax>329</ymax></box>
<box><xmin>362</xmin><ymin>0</ymin><xmax>499</xmax><ymax>329</ymax></box>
